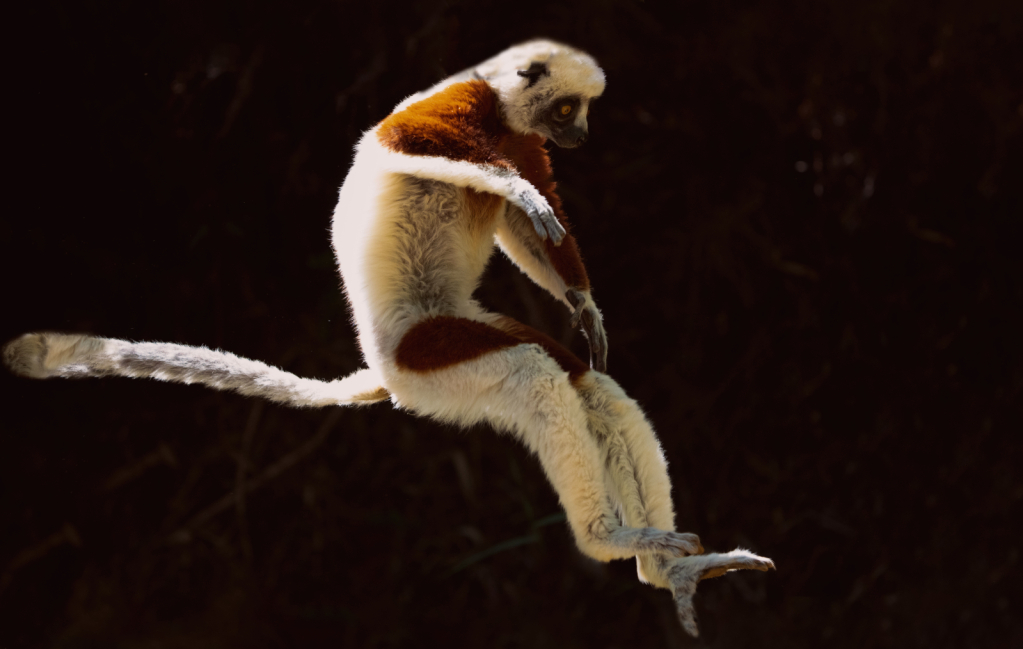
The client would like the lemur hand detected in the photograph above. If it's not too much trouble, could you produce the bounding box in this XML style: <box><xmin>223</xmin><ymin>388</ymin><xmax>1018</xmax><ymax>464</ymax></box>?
<box><xmin>567</xmin><ymin>288</ymin><xmax>608</xmax><ymax>373</ymax></box>
<box><xmin>513</xmin><ymin>188</ymin><xmax>565</xmax><ymax>245</ymax></box>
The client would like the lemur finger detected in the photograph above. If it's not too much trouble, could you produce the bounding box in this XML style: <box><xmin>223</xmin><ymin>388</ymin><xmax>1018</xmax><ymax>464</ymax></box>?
<box><xmin>566</xmin><ymin>287</ymin><xmax>586</xmax><ymax>310</ymax></box>
<box><xmin>576</xmin><ymin>308</ymin><xmax>604</xmax><ymax>372</ymax></box>
<box><xmin>514</xmin><ymin>188</ymin><xmax>560</xmax><ymax>243</ymax></box>
<box><xmin>666</xmin><ymin>557</ymin><xmax>705</xmax><ymax>637</ymax></box>
<box><xmin>580</xmin><ymin>309</ymin><xmax>608</xmax><ymax>373</ymax></box>
<box><xmin>525</xmin><ymin>208</ymin><xmax>549</xmax><ymax>240</ymax></box>
<box><xmin>593</xmin><ymin>327</ymin><xmax>608</xmax><ymax>373</ymax></box>
<box><xmin>569</xmin><ymin>304</ymin><xmax>584</xmax><ymax>328</ymax></box>
<box><xmin>670</xmin><ymin>570</ymin><xmax>701</xmax><ymax>637</ymax></box>
<box><xmin>523</xmin><ymin>205</ymin><xmax>563</xmax><ymax>245</ymax></box>
<box><xmin>542</xmin><ymin>213</ymin><xmax>566</xmax><ymax>245</ymax></box>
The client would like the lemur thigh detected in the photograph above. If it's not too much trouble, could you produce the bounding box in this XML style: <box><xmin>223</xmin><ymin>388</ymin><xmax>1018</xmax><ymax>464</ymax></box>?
<box><xmin>388</xmin><ymin>315</ymin><xmax>700</xmax><ymax>562</ymax></box>
<box><xmin>483</xmin><ymin>316</ymin><xmax>673</xmax><ymax>533</ymax></box>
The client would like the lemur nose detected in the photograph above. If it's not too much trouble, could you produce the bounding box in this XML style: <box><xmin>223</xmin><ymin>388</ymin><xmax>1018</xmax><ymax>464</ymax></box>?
<box><xmin>576</xmin><ymin>132</ymin><xmax>588</xmax><ymax>146</ymax></box>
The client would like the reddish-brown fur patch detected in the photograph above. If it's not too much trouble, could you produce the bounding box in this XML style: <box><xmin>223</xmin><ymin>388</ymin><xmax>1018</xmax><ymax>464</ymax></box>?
<box><xmin>499</xmin><ymin>134</ymin><xmax>591</xmax><ymax>290</ymax></box>
<box><xmin>492</xmin><ymin>316</ymin><xmax>590</xmax><ymax>382</ymax></box>
<box><xmin>378</xmin><ymin>81</ymin><xmax>513</xmax><ymax>170</ymax></box>
<box><xmin>395</xmin><ymin>316</ymin><xmax>520</xmax><ymax>372</ymax></box>
<box><xmin>395</xmin><ymin>315</ymin><xmax>590</xmax><ymax>382</ymax></box>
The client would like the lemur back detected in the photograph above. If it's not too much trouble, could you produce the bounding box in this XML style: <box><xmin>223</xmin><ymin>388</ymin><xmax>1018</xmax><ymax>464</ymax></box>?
<box><xmin>3</xmin><ymin>40</ymin><xmax>772</xmax><ymax>636</ymax></box>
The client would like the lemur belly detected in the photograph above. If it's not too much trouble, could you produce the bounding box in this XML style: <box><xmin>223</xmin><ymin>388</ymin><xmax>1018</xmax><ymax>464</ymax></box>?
<box><xmin>334</xmin><ymin>172</ymin><xmax>504</xmax><ymax>370</ymax></box>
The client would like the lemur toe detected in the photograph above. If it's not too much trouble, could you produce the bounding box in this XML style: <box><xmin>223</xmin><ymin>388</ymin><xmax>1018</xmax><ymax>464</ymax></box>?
<box><xmin>666</xmin><ymin>531</ymin><xmax>703</xmax><ymax>557</ymax></box>
<box><xmin>672</xmin><ymin>578</ymin><xmax>701</xmax><ymax>637</ymax></box>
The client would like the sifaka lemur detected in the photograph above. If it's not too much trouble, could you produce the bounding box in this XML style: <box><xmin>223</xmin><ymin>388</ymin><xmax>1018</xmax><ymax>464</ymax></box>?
<box><xmin>3</xmin><ymin>40</ymin><xmax>773</xmax><ymax>635</ymax></box>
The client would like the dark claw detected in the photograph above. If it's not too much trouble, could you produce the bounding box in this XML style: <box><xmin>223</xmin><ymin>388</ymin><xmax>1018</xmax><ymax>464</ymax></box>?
<box><xmin>568</xmin><ymin>303</ymin><xmax>585</xmax><ymax>325</ymax></box>
<box><xmin>566</xmin><ymin>289</ymin><xmax>608</xmax><ymax>372</ymax></box>
<box><xmin>579</xmin><ymin>307</ymin><xmax>607</xmax><ymax>373</ymax></box>
<box><xmin>528</xmin><ymin>213</ymin><xmax>548</xmax><ymax>240</ymax></box>
<box><xmin>541</xmin><ymin>212</ymin><xmax>565</xmax><ymax>245</ymax></box>
<box><xmin>669</xmin><ymin>532</ymin><xmax>703</xmax><ymax>556</ymax></box>
<box><xmin>526</xmin><ymin>207</ymin><xmax>565</xmax><ymax>245</ymax></box>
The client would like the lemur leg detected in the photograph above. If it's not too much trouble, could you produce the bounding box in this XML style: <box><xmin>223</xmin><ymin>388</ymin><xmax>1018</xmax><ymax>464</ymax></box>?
<box><xmin>485</xmin><ymin>316</ymin><xmax>702</xmax><ymax>561</ymax></box>
<box><xmin>572</xmin><ymin>372</ymin><xmax>696</xmax><ymax>582</ymax></box>
<box><xmin>386</xmin><ymin>315</ymin><xmax>701</xmax><ymax>562</ymax></box>
<box><xmin>568</xmin><ymin>366</ymin><xmax>776</xmax><ymax>637</ymax></box>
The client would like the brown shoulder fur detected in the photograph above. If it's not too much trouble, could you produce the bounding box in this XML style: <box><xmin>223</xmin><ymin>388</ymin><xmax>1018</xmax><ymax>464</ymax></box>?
<box><xmin>377</xmin><ymin>80</ymin><xmax>513</xmax><ymax>169</ymax></box>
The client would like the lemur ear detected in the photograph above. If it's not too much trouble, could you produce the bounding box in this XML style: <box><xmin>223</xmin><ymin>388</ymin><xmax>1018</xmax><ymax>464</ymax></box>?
<box><xmin>516</xmin><ymin>61</ymin><xmax>549</xmax><ymax>88</ymax></box>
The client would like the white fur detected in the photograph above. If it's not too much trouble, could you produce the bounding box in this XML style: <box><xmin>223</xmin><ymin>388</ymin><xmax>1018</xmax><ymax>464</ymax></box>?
<box><xmin>3</xmin><ymin>332</ymin><xmax>388</xmax><ymax>406</ymax></box>
<box><xmin>475</xmin><ymin>39</ymin><xmax>606</xmax><ymax>136</ymax></box>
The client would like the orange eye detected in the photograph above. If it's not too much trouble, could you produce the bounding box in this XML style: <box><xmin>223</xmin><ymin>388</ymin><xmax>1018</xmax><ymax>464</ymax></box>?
<box><xmin>560</xmin><ymin>104</ymin><xmax>572</xmax><ymax>116</ymax></box>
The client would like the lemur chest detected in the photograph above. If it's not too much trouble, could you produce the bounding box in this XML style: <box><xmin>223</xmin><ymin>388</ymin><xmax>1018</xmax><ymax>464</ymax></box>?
<box><xmin>373</xmin><ymin>176</ymin><xmax>504</xmax><ymax>309</ymax></box>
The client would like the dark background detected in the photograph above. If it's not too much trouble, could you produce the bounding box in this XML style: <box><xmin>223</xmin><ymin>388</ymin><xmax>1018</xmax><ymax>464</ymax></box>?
<box><xmin>2</xmin><ymin>0</ymin><xmax>1021</xmax><ymax>646</ymax></box>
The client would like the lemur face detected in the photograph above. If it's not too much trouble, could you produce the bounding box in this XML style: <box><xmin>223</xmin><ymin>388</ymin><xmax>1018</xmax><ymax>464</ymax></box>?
<box><xmin>534</xmin><ymin>94</ymin><xmax>595</xmax><ymax>148</ymax></box>
<box><xmin>477</xmin><ymin>40</ymin><xmax>606</xmax><ymax>145</ymax></box>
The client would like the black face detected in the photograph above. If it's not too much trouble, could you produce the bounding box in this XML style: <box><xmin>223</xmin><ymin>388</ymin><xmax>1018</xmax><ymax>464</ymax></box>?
<box><xmin>539</xmin><ymin>95</ymin><xmax>589</xmax><ymax>148</ymax></box>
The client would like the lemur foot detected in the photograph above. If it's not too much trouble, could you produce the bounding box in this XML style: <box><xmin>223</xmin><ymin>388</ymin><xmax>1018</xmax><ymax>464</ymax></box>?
<box><xmin>646</xmin><ymin>530</ymin><xmax>704</xmax><ymax>557</ymax></box>
<box><xmin>603</xmin><ymin>527</ymin><xmax>703</xmax><ymax>557</ymax></box>
<box><xmin>665</xmin><ymin>548</ymin><xmax>775</xmax><ymax>637</ymax></box>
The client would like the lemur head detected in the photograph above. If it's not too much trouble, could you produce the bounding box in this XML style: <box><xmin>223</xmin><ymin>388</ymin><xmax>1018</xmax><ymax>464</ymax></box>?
<box><xmin>475</xmin><ymin>40</ymin><xmax>606</xmax><ymax>148</ymax></box>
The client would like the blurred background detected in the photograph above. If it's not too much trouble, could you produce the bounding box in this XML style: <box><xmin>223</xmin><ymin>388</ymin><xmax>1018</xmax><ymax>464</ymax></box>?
<box><xmin>2</xmin><ymin>0</ymin><xmax>1021</xmax><ymax>646</ymax></box>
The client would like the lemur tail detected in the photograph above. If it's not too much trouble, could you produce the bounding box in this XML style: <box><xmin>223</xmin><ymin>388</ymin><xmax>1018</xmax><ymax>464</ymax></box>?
<box><xmin>2</xmin><ymin>332</ymin><xmax>390</xmax><ymax>408</ymax></box>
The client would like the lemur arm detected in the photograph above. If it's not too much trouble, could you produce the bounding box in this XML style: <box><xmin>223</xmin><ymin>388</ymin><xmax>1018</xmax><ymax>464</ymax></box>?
<box><xmin>372</xmin><ymin>79</ymin><xmax>564</xmax><ymax>243</ymax></box>
<box><xmin>495</xmin><ymin>207</ymin><xmax>607</xmax><ymax>372</ymax></box>
<box><xmin>368</xmin><ymin>147</ymin><xmax>564</xmax><ymax>243</ymax></box>
<box><xmin>493</xmin><ymin>136</ymin><xmax>608</xmax><ymax>373</ymax></box>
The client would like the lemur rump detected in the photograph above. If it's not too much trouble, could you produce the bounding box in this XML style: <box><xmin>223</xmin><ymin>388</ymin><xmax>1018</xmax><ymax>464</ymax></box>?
<box><xmin>4</xmin><ymin>40</ymin><xmax>772</xmax><ymax>635</ymax></box>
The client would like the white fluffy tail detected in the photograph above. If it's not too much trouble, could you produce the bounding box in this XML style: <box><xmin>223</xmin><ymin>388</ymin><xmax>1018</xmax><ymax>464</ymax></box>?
<box><xmin>3</xmin><ymin>332</ymin><xmax>390</xmax><ymax>408</ymax></box>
